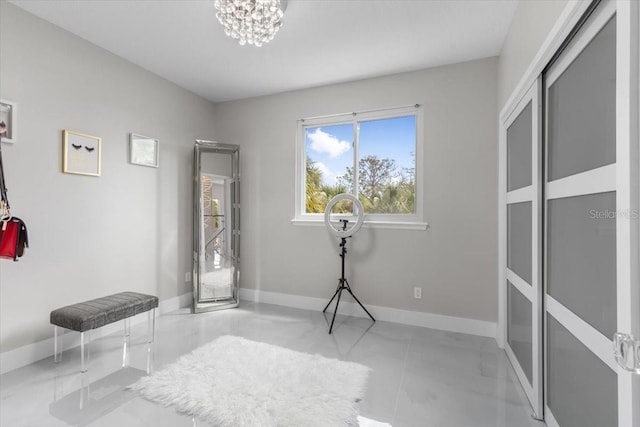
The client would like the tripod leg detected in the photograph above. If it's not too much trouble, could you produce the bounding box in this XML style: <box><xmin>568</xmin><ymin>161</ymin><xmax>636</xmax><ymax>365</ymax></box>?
<box><xmin>322</xmin><ymin>283</ymin><xmax>342</xmax><ymax>313</ymax></box>
<box><xmin>328</xmin><ymin>282</ymin><xmax>345</xmax><ymax>334</ymax></box>
<box><xmin>344</xmin><ymin>282</ymin><xmax>375</xmax><ymax>322</ymax></box>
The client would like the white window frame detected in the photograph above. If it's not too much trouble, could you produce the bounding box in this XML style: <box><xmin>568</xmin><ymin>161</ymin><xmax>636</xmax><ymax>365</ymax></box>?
<box><xmin>293</xmin><ymin>105</ymin><xmax>427</xmax><ymax>230</ymax></box>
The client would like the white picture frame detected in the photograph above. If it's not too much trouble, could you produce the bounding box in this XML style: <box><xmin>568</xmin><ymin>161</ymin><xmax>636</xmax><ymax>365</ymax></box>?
<box><xmin>130</xmin><ymin>133</ymin><xmax>159</xmax><ymax>168</ymax></box>
<box><xmin>62</xmin><ymin>129</ymin><xmax>102</xmax><ymax>177</ymax></box>
<box><xmin>0</xmin><ymin>99</ymin><xmax>17</xmax><ymax>144</ymax></box>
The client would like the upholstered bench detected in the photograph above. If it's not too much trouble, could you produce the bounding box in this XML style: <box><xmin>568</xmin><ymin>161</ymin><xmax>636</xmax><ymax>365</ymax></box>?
<box><xmin>50</xmin><ymin>292</ymin><xmax>158</xmax><ymax>374</ymax></box>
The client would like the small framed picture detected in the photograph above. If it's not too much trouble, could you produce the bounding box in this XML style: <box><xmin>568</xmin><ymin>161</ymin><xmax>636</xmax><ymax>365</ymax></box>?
<box><xmin>0</xmin><ymin>99</ymin><xmax>17</xmax><ymax>144</ymax></box>
<box><xmin>62</xmin><ymin>130</ymin><xmax>102</xmax><ymax>177</ymax></box>
<box><xmin>130</xmin><ymin>133</ymin><xmax>159</xmax><ymax>168</ymax></box>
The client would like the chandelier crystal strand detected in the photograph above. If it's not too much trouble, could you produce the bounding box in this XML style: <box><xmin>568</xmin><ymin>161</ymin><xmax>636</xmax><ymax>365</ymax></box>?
<box><xmin>214</xmin><ymin>0</ymin><xmax>284</xmax><ymax>47</ymax></box>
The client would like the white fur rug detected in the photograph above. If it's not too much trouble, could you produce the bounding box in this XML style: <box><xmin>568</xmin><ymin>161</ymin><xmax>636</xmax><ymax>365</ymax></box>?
<box><xmin>130</xmin><ymin>335</ymin><xmax>372</xmax><ymax>427</ymax></box>
<box><xmin>358</xmin><ymin>416</ymin><xmax>391</xmax><ymax>427</ymax></box>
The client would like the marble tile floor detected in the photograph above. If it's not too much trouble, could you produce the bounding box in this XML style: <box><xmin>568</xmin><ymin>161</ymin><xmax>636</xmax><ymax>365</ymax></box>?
<box><xmin>0</xmin><ymin>302</ymin><xmax>546</xmax><ymax>427</ymax></box>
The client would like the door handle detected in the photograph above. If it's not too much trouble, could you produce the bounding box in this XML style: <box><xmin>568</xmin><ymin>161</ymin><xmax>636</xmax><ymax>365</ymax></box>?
<box><xmin>613</xmin><ymin>332</ymin><xmax>640</xmax><ymax>373</ymax></box>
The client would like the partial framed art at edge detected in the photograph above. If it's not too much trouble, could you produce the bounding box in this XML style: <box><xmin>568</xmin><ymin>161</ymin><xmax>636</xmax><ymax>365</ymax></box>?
<box><xmin>0</xmin><ymin>99</ymin><xmax>17</xmax><ymax>144</ymax></box>
<box><xmin>62</xmin><ymin>129</ymin><xmax>101</xmax><ymax>177</ymax></box>
<box><xmin>130</xmin><ymin>133</ymin><xmax>159</xmax><ymax>168</ymax></box>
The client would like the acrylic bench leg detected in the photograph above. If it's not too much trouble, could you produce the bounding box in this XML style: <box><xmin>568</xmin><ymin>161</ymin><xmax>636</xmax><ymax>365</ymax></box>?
<box><xmin>53</xmin><ymin>326</ymin><xmax>63</xmax><ymax>363</ymax></box>
<box><xmin>146</xmin><ymin>309</ymin><xmax>156</xmax><ymax>374</ymax></box>
<box><xmin>122</xmin><ymin>318</ymin><xmax>131</xmax><ymax>367</ymax></box>
<box><xmin>79</xmin><ymin>330</ymin><xmax>91</xmax><ymax>409</ymax></box>
<box><xmin>80</xmin><ymin>331</ymin><xmax>89</xmax><ymax>373</ymax></box>
<box><xmin>79</xmin><ymin>366</ymin><xmax>90</xmax><ymax>410</ymax></box>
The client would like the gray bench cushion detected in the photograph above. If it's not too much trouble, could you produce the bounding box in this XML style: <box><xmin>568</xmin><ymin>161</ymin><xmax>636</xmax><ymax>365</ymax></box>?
<box><xmin>50</xmin><ymin>292</ymin><xmax>159</xmax><ymax>332</ymax></box>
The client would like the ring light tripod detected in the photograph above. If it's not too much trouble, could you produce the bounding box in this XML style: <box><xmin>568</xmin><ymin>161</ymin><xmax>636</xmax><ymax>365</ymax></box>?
<box><xmin>323</xmin><ymin>194</ymin><xmax>375</xmax><ymax>334</ymax></box>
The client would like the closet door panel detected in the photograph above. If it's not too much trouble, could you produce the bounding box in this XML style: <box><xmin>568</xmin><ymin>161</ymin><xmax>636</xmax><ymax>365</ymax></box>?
<box><xmin>547</xmin><ymin>315</ymin><xmax>618</xmax><ymax>427</ymax></box>
<box><xmin>547</xmin><ymin>16</ymin><xmax>616</xmax><ymax>181</ymax></box>
<box><xmin>507</xmin><ymin>201</ymin><xmax>533</xmax><ymax>285</ymax></box>
<box><xmin>508</xmin><ymin>281</ymin><xmax>533</xmax><ymax>384</ymax></box>
<box><xmin>507</xmin><ymin>101</ymin><xmax>533</xmax><ymax>191</ymax></box>
<box><xmin>547</xmin><ymin>191</ymin><xmax>617</xmax><ymax>337</ymax></box>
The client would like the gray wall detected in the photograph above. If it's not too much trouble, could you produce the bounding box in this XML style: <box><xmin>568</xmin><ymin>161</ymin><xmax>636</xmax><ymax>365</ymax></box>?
<box><xmin>0</xmin><ymin>3</ymin><xmax>217</xmax><ymax>351</ymax></box>
<box><xmin>0</xmin><ymin>0</ymin><xmax>528</xmax><ymax>355</ymax></box>
<box><xmin>213</xmin><ymin>58</ymin><xmax>499</xmax><ymax>322</ymax></box>
<box><xmin>497</xmin><ymin>0</ymin><xmax>569</xmax><ymax>109</ymax></box>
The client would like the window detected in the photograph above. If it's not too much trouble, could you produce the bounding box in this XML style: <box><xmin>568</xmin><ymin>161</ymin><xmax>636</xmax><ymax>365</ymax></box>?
<box><xmin>294</xmin><ymin>105</ymin><xmax>425</xmax><ymax>229</ymax></box>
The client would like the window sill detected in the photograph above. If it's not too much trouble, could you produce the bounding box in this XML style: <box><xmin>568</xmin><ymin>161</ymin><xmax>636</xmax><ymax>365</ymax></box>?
<box><xmin>291</xmin><ymin>218</ymin><xmax>429</xmax><ymax>231</ymax></box>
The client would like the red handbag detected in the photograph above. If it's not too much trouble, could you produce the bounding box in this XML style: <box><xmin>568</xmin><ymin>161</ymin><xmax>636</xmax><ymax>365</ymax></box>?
<box><xmin>0</xmin><ymin>217</ymin><xmax>28</xmax><ymax>260</ymax></box>
<box><xmin>0</xmin><ymin>134</ymin><xmax>28</xmax><ymax>261</ymax></box>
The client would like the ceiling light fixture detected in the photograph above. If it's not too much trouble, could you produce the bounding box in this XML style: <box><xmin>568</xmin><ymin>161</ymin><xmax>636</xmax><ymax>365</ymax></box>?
<box><xmin>214</xmin><ymin>0</ymin><xmax>286</xmax><ymax>47</ymax></box>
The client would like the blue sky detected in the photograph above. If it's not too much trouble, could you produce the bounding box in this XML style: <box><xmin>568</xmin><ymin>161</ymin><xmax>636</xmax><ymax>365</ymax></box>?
<box><xmin>305</xmin><ymin>115</ymin><xmax>416</xmax><ymax>186</ymax></box>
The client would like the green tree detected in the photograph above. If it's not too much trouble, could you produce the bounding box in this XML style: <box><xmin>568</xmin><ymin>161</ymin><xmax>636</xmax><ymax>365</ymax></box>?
<box><xmin>308</xmin><ymin>155</ymin><xmax>414</xmax><ymax>215</ymax></box>
<box><xmin>306</xmin><ymin>157</ymin><xmax>325</xmax><ymax>213</ymax></box>
<box><xmin>377</xmin><ymin>180</ymin><xmax>415</xmax><ymax>213</ymax></box>
<box><xmin>359</xmin><ymin>156</ymin><xmax>397</xmax><ymax>205</ymax></box>
<box><xmin>338</xmin><ymin>155</ymin><xmax>414</xmax><ymax>214</ymax></box>
<box><xmin>306</xmin><ymin>157</ymin><xmax>354</xmax><ymax>213</ymax></box>
<box><xmin>339</xmin><ymin>155</ymin><xmax>396</xmax><ymax>204</ymax></box>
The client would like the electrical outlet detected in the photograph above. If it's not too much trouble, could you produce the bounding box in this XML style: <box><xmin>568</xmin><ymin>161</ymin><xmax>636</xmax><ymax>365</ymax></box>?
<box><xmin>185</xmin><ymin>272</ymin><xmax>192</xmax><ymax>283</ymax></box>
<box><xmin>413</xmin><ymin>287</ymin><xmax>422</xmax><ymax>299</ymax></box>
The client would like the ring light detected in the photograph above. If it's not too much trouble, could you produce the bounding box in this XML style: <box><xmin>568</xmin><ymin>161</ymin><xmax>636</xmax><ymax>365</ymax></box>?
<box><xmin>321</xmin><ymin>192</ymin><xmax>375</xmax><ymax>333</ymax></box>
<box><xmin>324</xmin><ymin>193</ymin><xmax>364</xmax><ymax>238</ymax></box>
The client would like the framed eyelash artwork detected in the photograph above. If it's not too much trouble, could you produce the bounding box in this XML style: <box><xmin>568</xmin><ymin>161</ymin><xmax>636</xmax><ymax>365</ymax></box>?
<box><xmin>62</xmin><ymin>129</ymin><xmax>102</xmax><ymax>176</ymax></box>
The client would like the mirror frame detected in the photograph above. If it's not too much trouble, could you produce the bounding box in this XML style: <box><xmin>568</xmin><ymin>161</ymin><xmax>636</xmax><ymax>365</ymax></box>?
<box><xmin>193</xmin><ymin>140</ymin><xmax>240</xmax><ymax>313</ymax></box>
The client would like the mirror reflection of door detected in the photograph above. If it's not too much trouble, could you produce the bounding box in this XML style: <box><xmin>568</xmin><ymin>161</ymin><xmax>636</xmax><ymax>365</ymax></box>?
<box><xmin>199</xmin><ymin>174</ymin><xmax>233</xmax><ymax>301</ymax></box>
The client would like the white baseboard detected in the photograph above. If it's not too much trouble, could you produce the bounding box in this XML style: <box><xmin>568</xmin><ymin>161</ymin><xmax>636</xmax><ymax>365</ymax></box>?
<box><xmin>159</xmin><ymin>291</ymin><xmax>193</xmax><ymax>314</ymax></box>
<box><xmin>0</xmin><ymin>292</ymin><xmax>193</xmax><ymax>375</ymax></box>
<box><xmin>239</xmin><ymin>288</ymin><xmax>497</xmax><ymax>339</ymax></box>
<box><xmin>1</xmin><ymin>289</ymin><xmax>496</xmax><ymax>375</ymax></box>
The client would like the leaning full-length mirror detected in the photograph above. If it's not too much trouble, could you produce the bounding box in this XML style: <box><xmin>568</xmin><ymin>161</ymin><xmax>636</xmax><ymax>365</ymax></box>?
<box><xmin>193</xmin><ymin>141</ymin><xmax>240</xmax><ymax>313</ymax></box>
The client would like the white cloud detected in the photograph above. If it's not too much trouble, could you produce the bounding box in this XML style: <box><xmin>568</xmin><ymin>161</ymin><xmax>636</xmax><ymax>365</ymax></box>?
<box><xmin>315</xmin><ymin>162</ymin><xmax>337</xmax><ymax>185</ymax></box>
<box><xmin>308</xmin><ymin>128</ymin><xmax>351</xmax><ymax>158</ymax></box>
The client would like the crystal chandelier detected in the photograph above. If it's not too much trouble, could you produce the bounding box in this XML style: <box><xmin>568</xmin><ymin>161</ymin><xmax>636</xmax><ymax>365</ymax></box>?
<box><xmin>214</xmin><ymin>0</ymin><xmax>285</xmax><ymax>47</ymax></box>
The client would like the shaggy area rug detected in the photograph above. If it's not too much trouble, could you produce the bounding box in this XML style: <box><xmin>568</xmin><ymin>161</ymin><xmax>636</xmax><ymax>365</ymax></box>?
<box><xmin>130</xmin><ymin>335</ymin><xmax>372</xmax><ymax>427</ymax></box>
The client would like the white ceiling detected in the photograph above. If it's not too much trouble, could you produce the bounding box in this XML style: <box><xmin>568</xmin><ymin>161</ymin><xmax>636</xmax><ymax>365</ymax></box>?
<box><xmin>10</xmin><ymin>0</ymin><xmax>519</xmax><ymax>103</ymax></box>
